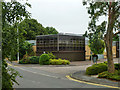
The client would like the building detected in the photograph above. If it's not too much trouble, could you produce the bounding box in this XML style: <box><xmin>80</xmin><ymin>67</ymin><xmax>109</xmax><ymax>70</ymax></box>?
<box><xmin>36</xmin><ymin>33</ymin><xmax>85</xmax><ymax>61</ymax></box>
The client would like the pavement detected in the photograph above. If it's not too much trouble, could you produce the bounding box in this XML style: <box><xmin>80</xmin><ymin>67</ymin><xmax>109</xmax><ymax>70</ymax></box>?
<box><xmin>70</xmin><ymin>70</ymin><xmax>120</xmax><ymax>87</ymax></box>
<box><xmin>69</xmin><ymin>58</ymin><xmax>120</xmax><ymax>88</ymax></box>
<box><xmin>6</xmin><ymin>58</ymin><xmax>120</xmax><ymax>89</ymax></box>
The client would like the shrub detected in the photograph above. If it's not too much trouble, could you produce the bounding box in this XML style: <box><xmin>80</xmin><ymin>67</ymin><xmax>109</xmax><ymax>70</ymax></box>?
<box><xmin>19</xmin><ymin>59</ymin><xmax>29</xmax><ymax>64</ymax></box>
<box><xmin>114</xmin><ymin>63</ymin><xmax>120</xmax><ymax>70</ymax></box>
<box><xmin>86</xmin><ymin>63</ymin><xmax>107</xmax><ymax>75</ymax></box>
<box><xmin>103</xmin><ymin>61</ymin><xmax>108</xmax><ymax>64</ymax></box>
<box><xmin>103</xmin><ymin>62</ymin><xmax>120</xmax><ymax>70</ymax></box>
<box><xmin>49</xmin><ymin>59</ymin><xmax>70</xmax><ymax>65</ymax></box>
<box><xmin>39</xmin><ymin>54</ymin><xmax>50</xmax><ymax>65</ymax></box>
<box><xmin>19</xmin><ymin>56</ymin><xmax>39</xmax><ymax>64</ymax></box>
<box><xmin>29</xmin><ymin>56</ymin><xmax>39</xmax><ymax>64</ymax></box>
<box><xmin>47</xmin><ymin>52</ymin><xmax>56</xmax><ymax>59</ymax></box>
<box><xmin>19</xmin><ymin>54</ymin><xmax>30</xmax><ymax>64</ymax></box>
<box><xmin>98</xmin><ymin>70</ymin><xmax>120</xmax><ymax>81</ymax></box>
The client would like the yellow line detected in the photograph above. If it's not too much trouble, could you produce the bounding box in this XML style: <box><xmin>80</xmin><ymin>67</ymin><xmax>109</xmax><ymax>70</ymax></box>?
<box><xmin>7</xmin><ymin>62</ymin><xmax>120</xmax><ymax>89</ymax></box>
<box><xmin>66</xmin><ymin>75</ymin><xmax>120</xmax><ymax>89</ymax></box>
<box><xmin>7</xmin><ymin>63</ymin><xmax>18</xmax><ymax>67</ymax></box>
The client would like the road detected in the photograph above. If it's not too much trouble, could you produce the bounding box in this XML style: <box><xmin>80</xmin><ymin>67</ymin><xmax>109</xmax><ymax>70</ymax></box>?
<box><xmin>7</xmin><ymin>64</ymin><xmax>116</xmax><ymax>89</ymax></box>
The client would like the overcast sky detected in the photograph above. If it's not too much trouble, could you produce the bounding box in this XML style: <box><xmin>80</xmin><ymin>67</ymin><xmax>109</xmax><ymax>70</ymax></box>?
<box><xmin>24</xmin><ymin>0</ymin><xmax>90</xmax><ymax>34</ymax></box>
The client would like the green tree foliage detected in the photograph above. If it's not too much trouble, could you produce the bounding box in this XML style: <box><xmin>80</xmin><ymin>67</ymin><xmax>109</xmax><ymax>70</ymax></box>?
<box><xmin>19</xmin><ymin>41</ymin><xmax>34</xmax><ymax>59</ymax></box>
<box><xmin>89</xmin><ymin>39</ymin><xmax>105</xmax><ymax>55</ymax></box>
<box><xmin>2</xmin><ymin>1</ymin><xmax>31</xmax><ymax>89</ymax></box>
<box><xmin>19</xmin><ymin>18</ymin><xmax>47</xmax><ymax>40</ymax></box>
<box><xmin>83</xmin><ymin>1</ymin><xmax>120</xmax><ymax>73</ymax></box>
<box><xmin>45</xmin><ymin>27</ymin><xmax>58</xmax><ymax>35</ymax></box>
<box><xmin>88</xmin><ymin>33</ymin><xmax>105</xmax><ymax>55</ymax></box>
<box><xmin>113</xmin><ymin>35</ymin><xmax>119</xmax><ymax>41</ymax></box>
<box><xmin>19</xmin><ymin>19</ymin><xmax>59</xmax><ymax>40</ymax></box>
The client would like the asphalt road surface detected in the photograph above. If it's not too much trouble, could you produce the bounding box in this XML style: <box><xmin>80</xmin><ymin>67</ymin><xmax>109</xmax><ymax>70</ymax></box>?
<box><xmin>7</xmin><ymin>65</ymin><xmax>116</xmax><ymax>89</ymax></box>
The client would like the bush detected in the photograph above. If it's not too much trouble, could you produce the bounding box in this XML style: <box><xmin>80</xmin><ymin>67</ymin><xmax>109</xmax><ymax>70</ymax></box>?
<box><xmin>103</xmin><ymin>62</ymin><xmax>120</xmax><ymax>70</ymax></box>
<box><xmin>29</xmin><ymin>56</ymin><xmax>39</xmax><ymax>64</ymax></box>
<box><xmin>19</xmin><ymin>56</ymin><xmax>39</xmax><ymax>64</ymax></box>
<box><xmin>19</xmin><ymin>55</ymin><xmax>30</xmax><ymax>64</ymax></box>
<box><xmin>98</xmin><ymin>70</ymin><xmax>120</xmax><ymax>81</ymax></box>
<box><xmin>49</xmin><ymin>59</ymin><xmax>70</xmax><ymax>65</ymax></box>
<box><xmin>47</xmin><ymin>52</ymin><xmax>56</xmax><ymax>59</ymax></box>
<box><xmin>19</xmin><ymin>58</ymin><xmax>30</xmax><ymax>64</ymax></box>
<box><xmin>39</xmin><ymin>54</ymin><xmax>50</xmax><ymax>65</ymax></box>
<box><xmin>114</xmin><ymin>63</ymin><xmax>120</xmax><ymax>70</ymax></box>
<box><xmin>86</xmin><ymin>63</ymin><xmax>107</xmax><ymax>75</ymax></box>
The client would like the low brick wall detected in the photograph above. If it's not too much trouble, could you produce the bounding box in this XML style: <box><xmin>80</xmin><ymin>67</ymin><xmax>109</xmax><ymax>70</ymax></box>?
<box><xmin>36</xmin><ymin>51</ymin><xmax>85</xmax><ymax>61</ymax></box>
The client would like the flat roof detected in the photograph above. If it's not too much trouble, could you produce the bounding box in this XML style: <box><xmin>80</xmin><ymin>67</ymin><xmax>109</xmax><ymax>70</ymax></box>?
<box><xmin>36</xmin><ymin>33</ymin><xmax>84</xmax><ymax>38</ymax></box>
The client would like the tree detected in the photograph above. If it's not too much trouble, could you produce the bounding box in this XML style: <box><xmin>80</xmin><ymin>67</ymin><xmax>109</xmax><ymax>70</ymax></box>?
<box><xmin>45</xmin><ymin>27</ymin><xmax>58</xmax><ymax>35</ymax></box>
<box><xmin>83</xmin><ymin>1</ymin><xmax>120</xmax><ymax>73</ymax></box>
<box><xmin>2</xmin><ymin>1</ymin><xmax>31</xmax><ymax>89</ymax></box>
<box><xmin>19</xmin><ymin>41</ymin><xmax>34</xmax><ymax>60</ymax></box>
<box><xmin>113</xmin><ymin>34</ymin><xmax>119</xmax><ymax>41</ymax></box>
<box><xmin>19</xmin><ymin>19</ymin><xmax>59</xmax><ymax>40</ymax></box>
<box><xmin>19</xmin><ymin>18</ymin><xmax>47</xmax><ymax>40</ymax></box>
<box><xmin>89</xmin><ymin>37</ymin><xmax>105</xmax><ymax>55</ymax></box>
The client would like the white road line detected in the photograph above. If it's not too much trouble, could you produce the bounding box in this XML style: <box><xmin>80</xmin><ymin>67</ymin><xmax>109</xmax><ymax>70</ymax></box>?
<box><xmin>16</xmin><ymin>67</ymin><xmax>60</xmax><ymax>79</ymax></box>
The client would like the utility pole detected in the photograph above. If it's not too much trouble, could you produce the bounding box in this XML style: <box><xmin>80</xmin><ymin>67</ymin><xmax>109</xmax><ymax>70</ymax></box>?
<box><xmin>17</xmin><ymin>24</ymin><xmax>19</xmax><ymax>63</ymax></box>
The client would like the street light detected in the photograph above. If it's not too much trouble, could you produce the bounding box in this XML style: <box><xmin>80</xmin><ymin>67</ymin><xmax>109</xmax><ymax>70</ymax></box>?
<box><xmin>17</xmin><ymin>25</ymin><xmax>19</xmax><ymax>63</ymax></box>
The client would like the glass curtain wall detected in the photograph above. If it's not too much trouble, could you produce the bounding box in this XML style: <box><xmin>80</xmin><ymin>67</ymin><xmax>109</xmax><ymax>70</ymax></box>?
<box><xmin>36</xmin><ymin>35</ymin><xmax>85</xmax><ymax>52</ymax></box>
<box><xmin>37</xmin><ymin>35</ymin><xmax>57</xmax><ymax>52</ymax></box>
<box><xmin>59</xmin><ymin>35</ymin><xmax>85</xmax><ymax>51</ymax></box>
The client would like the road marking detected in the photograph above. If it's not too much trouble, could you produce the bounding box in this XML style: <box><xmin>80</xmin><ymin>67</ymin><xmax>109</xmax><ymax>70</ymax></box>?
<box><xmin>66</xmin><ymin>75</ymin><xmax>119</xmax><ymax>89</ymax></box>
<box><xmin>7</xmin><ymin>63</ymin><xmax>62</xmax><ymax>79</ymax></box>
<box><xmin>8</xmin><ymin>62</ymin><xmax>119</xmax><ymax>89</ymax></box>
<box><xmin>7</xmin><ymin>63</ymin><xmax>18</xmax><ymax>67</ymax></box>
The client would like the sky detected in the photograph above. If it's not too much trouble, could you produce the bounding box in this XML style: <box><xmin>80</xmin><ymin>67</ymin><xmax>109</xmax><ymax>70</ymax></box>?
<box><xmin>25</xmin><ymin>0</ymin><xmax>90</xmax><ymax>35</ymax></box>
<box><xmin>5</xmin><ymin>0</ymin><xmax>108</xmax><ymax>35</ymax></box>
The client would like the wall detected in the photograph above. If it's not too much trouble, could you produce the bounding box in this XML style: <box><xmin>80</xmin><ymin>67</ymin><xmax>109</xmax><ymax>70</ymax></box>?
<box><xmin>32</xmin><ymin>45</ymin><xmax>36</xmax><ymax>55</ymax></box>
<box><xmin>36</xmin><ymin>51</ymin><xmax>85</xmax><ymax>61</ymax></box>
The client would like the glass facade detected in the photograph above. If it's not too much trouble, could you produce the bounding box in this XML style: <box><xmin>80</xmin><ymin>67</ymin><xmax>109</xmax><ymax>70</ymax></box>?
<box><xmin>36</xmin><ymin>34</ymin><xmax>85</xmax><ymax>52</ymax></box>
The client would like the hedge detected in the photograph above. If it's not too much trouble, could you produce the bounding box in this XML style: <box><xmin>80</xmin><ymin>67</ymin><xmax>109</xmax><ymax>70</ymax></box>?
<box><xmin>86</xmin><ymin>63</ymin><xmax>107</xmax><ymax>75</ymax></box>
<box><xmin>49</xmin><ymin>59</ymin><xmax>70</xmax><ymax>65</ymax></box>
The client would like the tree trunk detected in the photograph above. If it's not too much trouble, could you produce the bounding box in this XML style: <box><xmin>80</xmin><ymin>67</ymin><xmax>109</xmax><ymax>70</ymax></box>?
<box><xmin>104</xmin><ymin>2</ymin><xmax>115</xmax><ymax>73</ymax></box>
<box><xmin>105</xmin><ymin>33</ymin><xmax>115</xmax><ymax>73</ymax></box>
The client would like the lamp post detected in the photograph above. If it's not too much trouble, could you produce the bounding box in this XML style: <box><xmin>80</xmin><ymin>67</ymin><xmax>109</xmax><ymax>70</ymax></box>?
<box><xmin>17</xmin><ymin>25</ymin><xmax>19</xmax><ymax>63</ymax></box>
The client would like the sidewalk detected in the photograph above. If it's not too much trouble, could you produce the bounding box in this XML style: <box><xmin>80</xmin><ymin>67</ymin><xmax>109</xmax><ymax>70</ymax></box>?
<box><xmin>7</xmin><ymin>58</ymin><xmax>119</xmax><ymax>67</ymax></box>
<box><xmin>70</xmin><ymin>58</ymin><xmax>119</xmax><ymax>66</ymax></box>
<box><xmin>70</xmin><ymin>71</ymin><xmax>120</xmax><ymax>87</ymax></box>
<box><xmin>70</xmin><ymin>58</ymin><xmax>120</xmax><ymax>88</ymax></box>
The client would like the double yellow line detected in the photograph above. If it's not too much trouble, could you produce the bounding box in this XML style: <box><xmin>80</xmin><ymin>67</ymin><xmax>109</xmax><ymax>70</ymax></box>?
<box><xmin>66</xmin><ymin>75</ymin><xmax>120</xmax><ymax>89</ymax></box>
